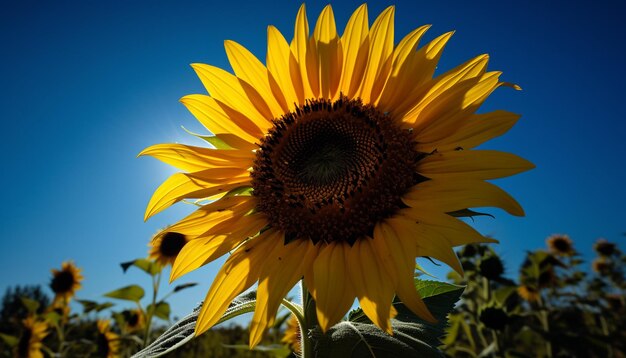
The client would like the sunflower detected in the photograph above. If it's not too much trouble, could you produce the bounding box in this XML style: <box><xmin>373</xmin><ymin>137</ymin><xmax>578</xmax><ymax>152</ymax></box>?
<box><xmin>517</xmin><ymin>285</ymin><xmax>540</xmax><ymax>303</ymax></box>
<box><xmin>149</xmin><ymin>231</ymin><xmax>189</xmax><ymax>266</ymax></box>
<box><xmin>96</xmin><ymin>320</ymin><xmax>121</xmax><ymax>358</ymax></box>
<box><xmin>141</xmin><ymin>4</ymin><xmax>532</xmax><ymax>346</ymax></box>
<box><xmin>15</xmin><ymin>317</ymin><xmax>48</xmax><ymax>358</ymax></box>
<box><xmin>594</xmin><ymin>238</ymin><xmax>618</xmax><ymax>257</ymax></box>
<box><xmin>592</xmin><ymin>257</ymin><xmax>612</xmax><ymax>276</ymax></box>
<box><xmin>546</xmin><ymin>234</ymin><xmax>574</xmax><ymax>256</ymax></box>
<box><xmin>49</xmin><ymin>261</ymin><xmax>83</xmax><ymax>304</ymax></box>
<box><xmin>281</xmin><ymin>315</ymin><xmax>301</xmax><ymax>354</ymax></box>
<box><xmin>120</xmin><ymin>309</ymin><xmax>145</xmax><ymax>333</ymax></box>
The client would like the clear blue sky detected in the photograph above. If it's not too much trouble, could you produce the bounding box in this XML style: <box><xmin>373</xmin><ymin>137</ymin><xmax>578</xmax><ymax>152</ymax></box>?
<box><xmin>1</xmin><ymin>0</ymin><xmax>625</xmax><ymax>321</ymax></box>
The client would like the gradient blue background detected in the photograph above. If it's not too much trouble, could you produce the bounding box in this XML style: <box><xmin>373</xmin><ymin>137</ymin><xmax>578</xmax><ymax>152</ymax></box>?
<box><xmin>1</xmin><ymin>0</ymin><xmax>625</xmax><ymax>322</ymax></box>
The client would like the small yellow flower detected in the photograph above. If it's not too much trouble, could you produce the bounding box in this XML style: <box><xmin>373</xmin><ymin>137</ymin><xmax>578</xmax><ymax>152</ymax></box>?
<box><xmin>49</xmin><ymin>261</ymin><xmax>83</xmax><ymax>304</ymax></box>
<box><xmin>281</xmin><ymin>315</ymin><xmax>301</xmax><ymax>354</ymax></box>
<box><xmin>96</xmin><ymin>320</ymin><xmax>121</xmax><ymax>358</ymax></box>
<box><xmin>121</xmin><ymin>309</ymin><xmax>145</xmax><ymax>333</ymax></box>
<box><xmin>15</xmin><ymin>317</ymin><xmax>48</xmax><ymax>358</ymax></box>
<box><xmin>592</xmin><ymin>257</ymin><xmax>612</xmax><ymax>275</ymax></box>
<box><xmin>149</xmin><ymin>231</ymin><xmax>189</xmax><ymax>266</ymax></box>
<box><xmin>517</xmin><ymin>285</ymin><xmax>540</xmax><ymax>303</ymax></box>
<box><xmin>546</xmin><ymin>234</ymin><xmax>574</xmax><ymax>256</ymax></box>
<box><xmin>141</xmin><ymin>4</ymin><xmax>532</xmax><ymax>346</ymax></box>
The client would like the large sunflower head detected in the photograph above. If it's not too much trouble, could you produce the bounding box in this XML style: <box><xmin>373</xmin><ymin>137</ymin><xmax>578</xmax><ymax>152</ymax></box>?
<box><xmin>49</xmin><ymin>261</ymin><xmax>83</xmax><ymax>303</ymax></box>
<box><xmin>96</xmin><ymin>319</ymin><xmax>121</xmax><ymax>358</ymax></box>
<box><xmin>16</xmin><ymin>317</ymin><xmax>48</xmax><ymax>358</ymax></box>
<box><xmin>149</xmin><ymin>231</ymin><xmax>189</xmax><ymax>266</ymax></box>
<box><xmin>141</xmin><ymin>4</ymin><xmax>533</xmax><ymax>346</ymax></box>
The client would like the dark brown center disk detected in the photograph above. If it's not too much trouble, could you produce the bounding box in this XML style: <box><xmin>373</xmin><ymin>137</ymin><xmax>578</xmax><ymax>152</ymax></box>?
<box><xmin>50</xmin><ymin>271</ymin><xmax>75</xmax><ymax>294</ymax></box>
<box><xmin>159</xmin><ymin>232</ymin><xmax>187</xmax><ymax>257</ymax></box>
<box><xmin>252</xmin><ymin>97</ymin><xmax>423</xmax><ymax>245</ymax></box>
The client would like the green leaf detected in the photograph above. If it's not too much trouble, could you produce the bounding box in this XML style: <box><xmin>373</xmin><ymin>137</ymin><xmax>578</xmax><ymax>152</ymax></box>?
<box><xmin>223</xmin><ymin>344</ymin><xmax>291</xmax><ymax>358</ymax></box>
<box><xmin>20</xmin><ymin>297</ymin><xmax>40</xmax><ymax>313</ymax></box>
<box><xmin>104</xmin><ymin>285</ymin><xmax>145</xmax><ymax>302</ymax></box>
<box><xmin>45</xmin><ymin>311</ymin><xmax>62</xmax><ymax>326</ymax></box>
<box><xmin>172</xmin><ymin>283</ymin><xmax>198</xmax><ymax>293</ymax></box>
<box><xmin>131</xmin><ymin>290</ymin><xmax>257</xmax><ymax>358</ymax></box>
<box><xmin>323</xmin><ymin>279</ymin><xmax>464</xmax><ymax>357</ymax></box>
<box><xmin>148</xmin><ymin>302</ymin><xmax>171</xmax><ymax>321</ymax></box>
<box><xmin>78</xmin><ymin>299</ymin><xmax>115</xmax><ymax>313</ymax></box>
<box><xmin>120</xmin><ymin>258</ymin><xmax>162</xmax><ymax>275</ymax></box>
<box><xmin>414</xmin><ymin>280</ymin><xmax>465</xmax><ymax>299</ymax></box>
<box><xmin>0</xmin><ymin>333</ymin><xmax>18</xmax><ymax>347</ymax></box>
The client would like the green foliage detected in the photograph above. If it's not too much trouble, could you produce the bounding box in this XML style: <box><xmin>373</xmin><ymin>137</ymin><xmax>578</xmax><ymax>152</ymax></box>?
<box><xmin>121</xmin><ymin>258</ymin><xmax>163</xmax><ymax>276</ymax></box>
<box><xmin>444</xmin><ymin>238</ymin><xmax>626</xmax><ymax>358</ymax></box>
<box><xmin>104</xmin><ymin>285</ymin><xmax>145</xmax><ymax>302</ymax></box>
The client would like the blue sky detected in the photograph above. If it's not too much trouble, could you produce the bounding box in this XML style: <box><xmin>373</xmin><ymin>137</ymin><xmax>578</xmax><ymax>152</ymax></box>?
<box><xmin>1</xmin><ymin>0</ymin><xmax>625</xmax><ymax>322</ymax></box>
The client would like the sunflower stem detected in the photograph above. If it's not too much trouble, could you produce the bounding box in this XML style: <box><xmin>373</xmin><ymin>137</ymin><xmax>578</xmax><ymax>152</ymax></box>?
<box><xmin>143</xmin><ymin>270</ymin><xmax>161</xmax><ymax>347</ymax></box>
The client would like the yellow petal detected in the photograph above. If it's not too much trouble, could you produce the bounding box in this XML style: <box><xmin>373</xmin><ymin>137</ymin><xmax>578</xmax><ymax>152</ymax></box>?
<box><xmin>403</xmin><ymin>179</ymin><xmax>525</xmax><ymax>216</ymax></box>
<box><xmin>139</xmin><ymin>143</ymin><xmax>253</xmax><ymax>172</ymax></box>
<box><xmin>180</xmin><ymin>94</ymin><xmax>263</xmax><ymax>143</ymax></box>
<box><xmin>267</xmin><ymin>25</ymin><xmax>303</xmax><ymax>107</ymax></box>
<box><xmin>195</xmin><ymin>229</ymin><xmax>276</xmax><ymax>335</ymax></box>
<box><xmin>356</xmin><ymin>6</ymin><xmax>395</xmax><ymax>104</ymax></box>
<box><xmin>144</xmin><ymin>171</ymin><xmax>250</xmax><ymax>220</ymax></box>
<box><xmin>191</xmin><ymin>64</ymin><xmax>274</xmax><ymax>131</ymax></box>
<box><xmin>313</xmin><ymin>5</ymin><xmax>342</xmax><ymax>100</ymax></box>
<box><xmin>224</xmin><ymin>40</ymin><xmax>289</xmax><ymax>116</ymax></box>
<box><xmin>171</xmin><ymin>214</ymin><xmax>268</xmax><ymax>282</ymax></box>
<box><xmin>157</xmin><ymin>196</ymin><xmax>253</xmax><ymax>239</ymax></box>
<box><xmin>398</xmin><ymin>208</ymin><xmax>497</xmax><ymax>247</ymax></box>
<box><xmin>404</xmin><ymin>56</ymin><xmax>491</xmax><ymax>128</ymax></box>
<box><xmin>339</xmin><ymin>4</ymin><xmax>369</xmax><ymax>98</ymax></box>
<box><xmin>377</xmin><ymin>25</ymin><xmax>431</xmax><ymax>110</ymax></box>
<box><xmin>349</xmin><ymin>238</ymin><xmax>395</xmax><ymax>334</ymax></box>
<box><xmin>418</xmin><ymin>150</ymin><xmax>535</xmax><ymax>180</ymax></box>
<box><xmin>313</xmin><ymin>242</ymin><xmax>355</xmax><ymax>332</ymax></box>
<box><xmin>413</xmin><ymin>71</ymin><xmax>507</xmax><ymax>140</ymax></box>
<box><xmin>250</xmin><ymin>238</ymin><xmax>311</xmax><ymax>347</ymax></box>
<box><xmin>372</xmin><ymin>222</ymin><xmax>435</xmax><ymax>322</ymax></box>
<box><xmin>290</xmin><ymin>4</ymin><xmax>314</xmax><ymax>99</ymax></box>
<box><xmin>416</xmin><ymin>110</ymin><xmax>520</xmax><ymax>152</ymax></box>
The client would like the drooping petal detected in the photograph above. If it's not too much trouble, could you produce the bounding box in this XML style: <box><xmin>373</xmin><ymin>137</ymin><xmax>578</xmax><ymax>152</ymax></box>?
<box><xmin>195</xmin><ymin>229</ymin><xmax>277</xmax><ymax>335</ymax></box>
<box><xmin>311</xmin><ymin>242</ymin><xmax>356</xmax><ymax>332</ymax></box>
<box><xmin>372</xmin><ymin>222</ymin><xmax>436</xmax><ymax>322</ymax></box>
<box><xmin>250</xmin><ymin>237</ymin><xmax>312</xmax><ymax>347</ymax></box>
<box><xmin>348</xmin><ymin>238</ymin><xmax>396</xmax><ymax>333</ymax></box>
